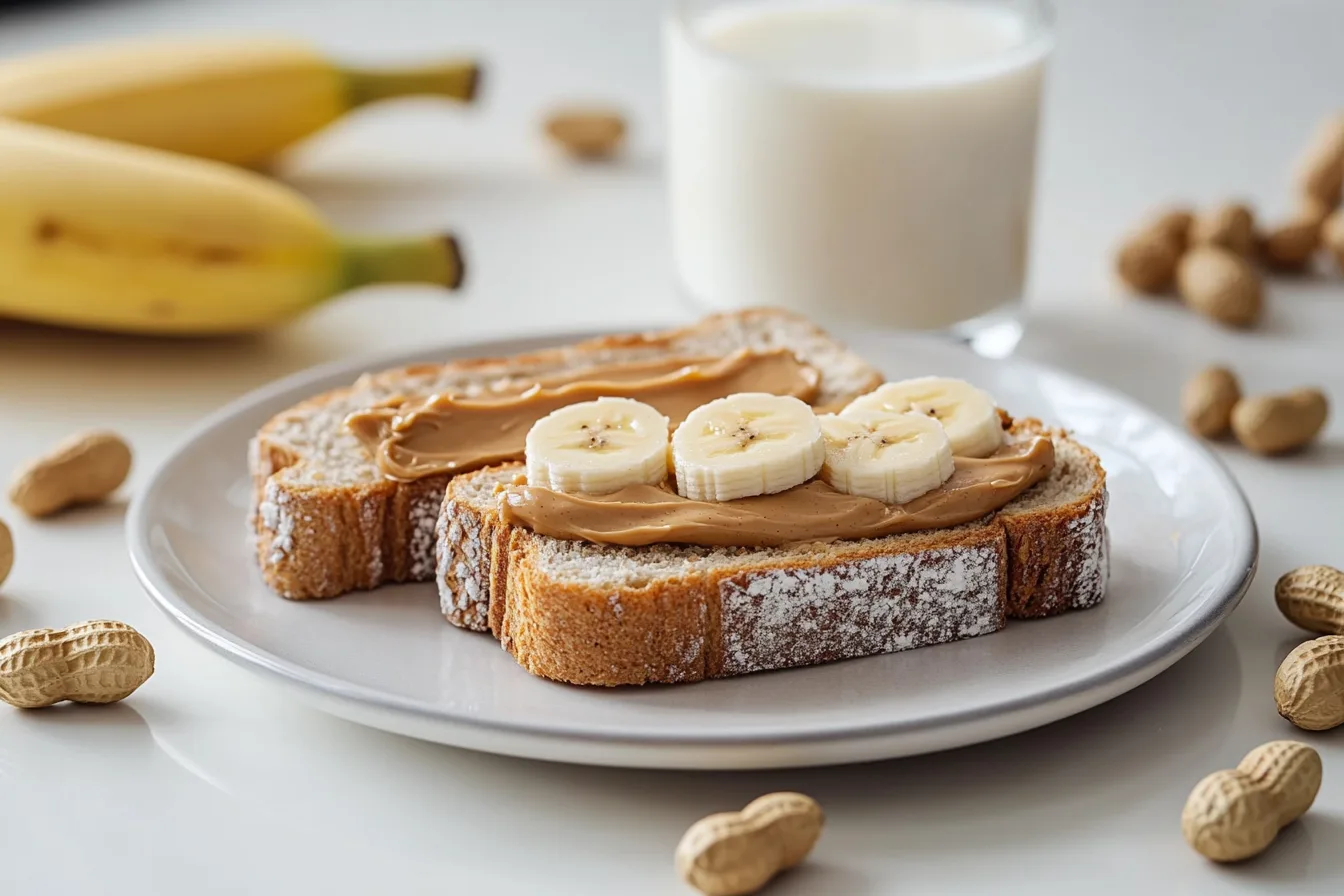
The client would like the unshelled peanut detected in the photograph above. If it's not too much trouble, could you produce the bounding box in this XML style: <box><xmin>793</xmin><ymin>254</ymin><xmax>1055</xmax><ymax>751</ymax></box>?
<box><xmin>1230</xmin><ymin>388</ymin><xmax>1328</xmax><ymax>455</ymax></box>
<box><xmin>1182</xmin><ymin>366</ymin><xmax>1241</xmax><ymax>438</ymax></box>
<box><xmin>1259</xmin><ymin>214</ymin><xmax>1322</xmax><ymax>271</ymax></box>
<box><xmin>676</xmin><ymin>792</ymin><xmax>823</xmax><ymax>896</ymax></box>
<box><xmin>0</xmin><ymin>620</ymin><xmax>154</xmax><ymax>708</ymax></box>
<box><xmin>8</xmin><ymin>431</ymin><xmax>131</xmax><ymax>518</ymax></box>
<box><xmin>1177</xmin><ymin>246</ymin><xmax>1262</xmax><ymax>327</ymax></box>
<box><xmin>544</xmin><ymin>108</ymin><xmax>626</xmax><ymax>159</ymax></box>
<box><xmin>0</xmin><ymin>518</ymin><xmax>11</xmax><ymax>588</ymax></box>
<box><xmin>1297</xmin><ymin>194</ymin><xmax>1334</xmax><ymax>229</ymax></box>
<box><xmin>1323</xmin><ymin>209</ymin><xmax>1344</xmax><ymax>270</ymax></box>
<box><xmin>1182</xmin><ymin>741</ymin><xmax>1322</xmax><ymax>862</ymax></box>
<box><xmin>1147</xmin><ymin>207</ymin><xmax>1195</xmax><ymax>252</ymax></box>
<box><xmin>1116</xmin><ymin>231</ymin><xmax>1180</xmax><ymax>294</ymax></box>
<box><xmin>1191</xmin><ymin>202</ymin><xmax>1257</xmax><ymax>258</ymax></box>
<box><xmin>1294</xmin><ymin>113</ymin><xmax>1344</xmax><ymax>208</ymax></box>
<box><xmin>1275</xmin><ymin>565</ymin><xmax>1344</xmax><ymax>635</ymax></box>
<box><xmin>1276</xmin><ymin>636</ymin><xmax>1344</xmax><ymax>731</ymax></box>
<box><xmin>1115</xmin><ymin>206</ymin><xmax>1194</xmax><ymax>294</ymax></box>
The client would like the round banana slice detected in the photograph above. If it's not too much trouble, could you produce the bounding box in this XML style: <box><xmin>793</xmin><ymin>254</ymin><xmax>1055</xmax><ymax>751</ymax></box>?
<box><xmin>525</xmin><ymin>397</ymin><xmax>669</xmax><ymax>495</ymax></box>
<box><xmin>818</xmin><ymin>409</ymin><xmax>954</xmax><ymax>504</ymax></box>
<box><xmin>844</xmin><ymin>377</ymin><xmax>1003</xmax><ymax>458</ymax></box>
<box><xmin>672</xmin><ymin>393</ymin><xmax>825</xmax><ymax>502</ymax></box>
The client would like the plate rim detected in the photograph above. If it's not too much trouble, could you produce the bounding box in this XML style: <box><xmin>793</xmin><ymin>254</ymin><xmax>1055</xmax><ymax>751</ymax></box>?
<box><xmin>127</xmin><ymin>325</ymin><xmax>1259</xmax><ymax>754</ymax></box>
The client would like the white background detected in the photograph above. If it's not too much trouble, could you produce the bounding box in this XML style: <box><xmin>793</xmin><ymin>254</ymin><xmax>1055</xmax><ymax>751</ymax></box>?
<box><xmin>1</xmin><ymin>0</ymin><xmax>1343</xmax><ymax>892</ymax></box>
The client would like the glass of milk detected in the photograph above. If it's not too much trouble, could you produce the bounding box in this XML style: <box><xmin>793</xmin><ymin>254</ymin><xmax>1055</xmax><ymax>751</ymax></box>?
<box><xmin>665</xmin><ymin>0</ymin><xmax>1053</xmax><ymax>354</ymax></box>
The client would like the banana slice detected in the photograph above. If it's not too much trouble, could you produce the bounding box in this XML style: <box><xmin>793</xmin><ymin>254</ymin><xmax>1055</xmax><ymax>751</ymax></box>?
<box><xmin>672</xmin><ymin>393</ymin><xmax>825</xmax><ymax>502</ymax></box>
<box><xmin>844</xmin><ymin>377</ymin><xmax>1003</xmax><ymax>458</ymax></box>
<box><xmin>818</xmin><ymin>409</ymin><xmax>954</xmax><ymax>504</ymax></box>
<box><xmin>525</xmin><ymin>397</ymin><xmax>669</xmax><ymax>495</ymax></box>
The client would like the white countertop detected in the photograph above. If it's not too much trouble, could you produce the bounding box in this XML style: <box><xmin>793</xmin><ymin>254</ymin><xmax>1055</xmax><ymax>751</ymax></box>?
<box><xmin>2</xmin><ymin>0</ymin><xmax>1343</xmax><ymax>891</ymax></box>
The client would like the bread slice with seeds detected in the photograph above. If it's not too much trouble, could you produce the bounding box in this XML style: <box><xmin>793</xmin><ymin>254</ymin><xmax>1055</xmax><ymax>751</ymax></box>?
<box><xmin>436</xmin><ymin>420</ymin><xmax>1108</xmax><ymax>686</ymax></box>
<box><xmin>249</xmin><ymin>309</ymin><xmax>884</xmax><ymax>599</ymax></box>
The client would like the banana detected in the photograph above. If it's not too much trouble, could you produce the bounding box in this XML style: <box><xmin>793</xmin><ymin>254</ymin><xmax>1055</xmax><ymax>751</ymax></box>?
<box><xmin>818</xmin><ymin>408</ymin><xmax>954</xmax><ymax>504</ymax></box>
<box><xmin>526</xmin><ymin>398</ymin><xmax>670</xmax><ymax>495</ymax></box>
<box><xmin>0</xmin><ymin>119</ymin><xmax>463</xmax><ymax>335</ymax></box>
<box><xmin>844</xmin><ymin>377</ymin><xmax>1003</xmax><ymax>458</ymax></box>
<box><xmin>672</xmin><ymin>393</ymin><xmax>824</xmax><ymax>502</ymax></box>
<box><xmin>0</xmin><ymin>37</ymin><xmax>480</xmax><ymax>165</ymax></box>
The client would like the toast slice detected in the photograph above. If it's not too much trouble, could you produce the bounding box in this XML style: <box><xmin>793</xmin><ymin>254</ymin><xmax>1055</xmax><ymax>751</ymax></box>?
<box><xmin>250</xmin><ymin>310</ymin><xmax>884</xmax><ymax>599</ymax></box>
<box><xmin>436</xmin><ymin>421</ymin><xmax>1108</xmax><ymax>685</ymax></box>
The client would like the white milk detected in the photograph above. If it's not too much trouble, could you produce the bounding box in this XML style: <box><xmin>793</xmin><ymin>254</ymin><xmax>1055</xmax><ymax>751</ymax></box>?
<box><xmin>665</xmin><ymin>0</ymin><xmax>1051</xmax><ymax>330</ymax></box>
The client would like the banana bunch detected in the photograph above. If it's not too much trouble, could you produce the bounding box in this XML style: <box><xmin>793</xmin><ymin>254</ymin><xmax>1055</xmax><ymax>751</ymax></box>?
<box><xmin>523</xmin><ymin>378</ymin><xmax>1005</xmax><ymax>506</ymax></box>
<box><xmin>0</xmin><ymin>38</ymin><xmax>481</xmax><ymax>335</ymax></box>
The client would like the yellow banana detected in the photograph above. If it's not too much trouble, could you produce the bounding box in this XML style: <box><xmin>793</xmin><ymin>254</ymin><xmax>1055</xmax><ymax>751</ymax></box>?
<box><xmin>0</xmin><ymin>36</ymin><xmax>480</xmax><ymax>165</ymax></box>
<box><xmin>0</xmin><ymin>119</ymin><xmax>463</xmax><ymax>335</ymax></box>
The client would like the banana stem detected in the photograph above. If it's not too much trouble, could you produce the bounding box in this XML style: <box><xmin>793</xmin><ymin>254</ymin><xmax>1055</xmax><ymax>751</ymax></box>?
<box><xmin>340</xmin><ymin>236</ymin><xmax>466</xmax><ymax>292</ymax></box>
<box><xmin>343</xmin><ymin>60</ymin><xmax>481</xmax><ymax>106</ymax></box>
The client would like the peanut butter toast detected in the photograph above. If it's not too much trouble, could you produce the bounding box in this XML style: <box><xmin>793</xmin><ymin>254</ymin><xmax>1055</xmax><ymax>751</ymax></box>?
<box><xmin>436</xmin><ymin>420</ymin><xmax>1107</xmax><ymax>686</ymax></box>
<box><xmin>250</xmin><ymin>309</ymin><xmax>884</xmax><ymax>599</ymax></box>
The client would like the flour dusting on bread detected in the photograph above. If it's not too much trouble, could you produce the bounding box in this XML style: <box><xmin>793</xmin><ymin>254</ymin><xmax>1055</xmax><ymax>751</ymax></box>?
<box><xmin>720</xmin><ymin>543</ymin><xmax>1003</xmax><ymax>676</ymax></box>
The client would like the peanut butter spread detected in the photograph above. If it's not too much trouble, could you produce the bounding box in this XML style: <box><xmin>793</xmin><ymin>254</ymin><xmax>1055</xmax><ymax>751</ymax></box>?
<box><xmin>345</xmin><ymin>349</ymin><xmax>820</xmax><ymax>481</ymax></box>
<box><xmin>499</xmin><ymin>436</ymin><xmax>1055</xmax><ymax>548</ymax></box>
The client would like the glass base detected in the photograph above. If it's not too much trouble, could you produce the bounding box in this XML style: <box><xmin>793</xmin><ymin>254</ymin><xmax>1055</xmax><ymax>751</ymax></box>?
<box><xmin>671</xmin><ymin>274</ymin><xmax>1024</xmax><ymax>359</ymax></box>
<box><xmin>947</xmin><ymin>304</ymin><xmax>1024</xmax><ymax>359</ymax></box>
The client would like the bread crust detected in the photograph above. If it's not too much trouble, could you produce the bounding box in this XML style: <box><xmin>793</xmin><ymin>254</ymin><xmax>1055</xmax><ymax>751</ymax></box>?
<box><xmin>250</xmin><ymin>310</ymin><xmax>884</xmax><ymax>599</ymax></box>
<box><xmin>502</xmin><ymin>526</ymin><xmax>1008</xmax><ymax>685</ymax></box>
<box><xmin>1001</xmin><ymin>446</ymin><xmax>1108</xmax><ymax>618</ymax></box>
<box><xmin>437</xmin><ymin>422</ymin><xmax>1109</xmax><ymax>686</ymax></box>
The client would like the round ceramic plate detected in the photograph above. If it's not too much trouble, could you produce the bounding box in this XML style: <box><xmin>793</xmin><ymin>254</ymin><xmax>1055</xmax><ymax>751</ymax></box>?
<box><xmin>128</xmin><ymin>326</ymin><xmax>1257</xmax><ymax>769</ymax></box>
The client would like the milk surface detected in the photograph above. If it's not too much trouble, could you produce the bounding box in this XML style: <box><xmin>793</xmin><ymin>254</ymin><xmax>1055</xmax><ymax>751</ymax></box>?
<box><xmin>666</xmin><ymin>0</ymin><xmax>1050</xmax><ymax>329</ymax></box>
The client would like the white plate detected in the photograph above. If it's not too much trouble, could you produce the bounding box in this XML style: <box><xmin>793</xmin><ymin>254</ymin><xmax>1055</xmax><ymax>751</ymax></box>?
<box><xmin>128</xmin><ymin>326</ymin><xmax>1257</xmax><ymax>769</ymax></box>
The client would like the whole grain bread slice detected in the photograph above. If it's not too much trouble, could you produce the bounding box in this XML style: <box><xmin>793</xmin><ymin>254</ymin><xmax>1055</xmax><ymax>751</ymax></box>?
<box><xmin>250</xmin><ymin>310</ymin><xmax>884</xmax><ymax>599</ymax></box>
<box><xmin>436</xmin><ymin>421</ymin><xmax>1108</xmax><ymax>686</ymax></box>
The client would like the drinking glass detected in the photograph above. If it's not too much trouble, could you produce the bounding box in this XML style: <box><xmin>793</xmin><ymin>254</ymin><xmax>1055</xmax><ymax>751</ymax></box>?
<box><xmin>665</xmin><ymin>0</ymin><xmax>1055</xmax><ymax>356</ymax></box>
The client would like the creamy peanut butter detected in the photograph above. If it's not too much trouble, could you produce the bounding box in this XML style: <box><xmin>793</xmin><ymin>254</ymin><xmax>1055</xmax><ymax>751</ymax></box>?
<box><xmin>499</xmin><ymin>436</ymin><xmax>1054</xmax><ymax>547</ymax></box>
<box><xmin>345</xmin><ymin>349</ymin><xmax>820</xmax><ymax>481</ymax></box>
